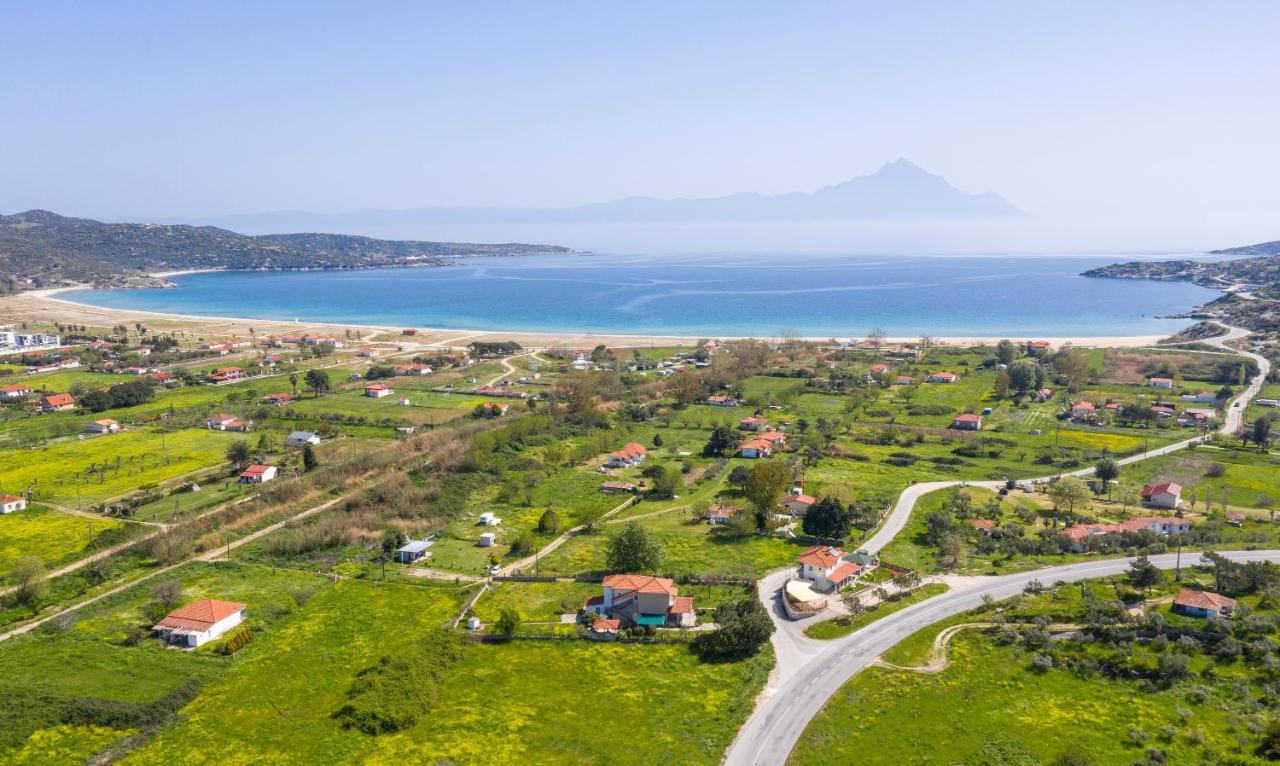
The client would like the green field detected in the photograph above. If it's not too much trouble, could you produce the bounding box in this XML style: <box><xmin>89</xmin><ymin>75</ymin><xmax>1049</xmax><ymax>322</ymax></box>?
<box><xmin>793</xmin><ymin>574</ymin><xmax>1279</xmax><ymax>764</ymax></box>
<box><xmin>1125</xmin><ymin>443</ymin><xmax>1280</xmax><ymax>510</ymax></box>
<box><xmin>0</xmin><ymin>503</ymin><xmax>125</xmax><ymax>571</ymax></box>
<box><xmin>5</xmin><ymin>428</ymin><xmax>240</xmax><ymax>504</ymax></box>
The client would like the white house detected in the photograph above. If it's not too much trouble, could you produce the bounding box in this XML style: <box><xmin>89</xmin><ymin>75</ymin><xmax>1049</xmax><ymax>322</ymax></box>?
<box><xmin>0</xmin><ymin>494</ymin><xmax>27</xmax><ymax>514</ymax></box>
<box><xmin>1149</xmin><ymin>377</ymin><xmax>1174</xmax><ymax>389</ymax></box>
<box><xmin>205</xmin><ymin>413</ymin><xmax>240</xmax><ymax>430</ymax></box>
<box><xmin>478</xmin><ymin>512</ymin><xmax>502</xmax><ymax>526</ymax></box>
<box><xmin>738</xmin><ymin>438</ymin><xmax>773</xmax><ymax>459</ymax></box>
<box><xmin>1141</xmin><ymin>482</ymin><xmax>1182</xmax><ymax>509</ymax></box>
<box><xmin>365</xmin><ymin>383</ymin><xmax>393</xmax><ymax>398</ymax></box>
<box><xmin>397</xmin><ymin>538</ymin><xmax>433</xmax><ymax>564</ymax></box>
<box><xmin>780</xmin><ymin>494</ymin><xmax>816</xmax><ymax>516</ymax></box>
<box><xmin>239</xmin><ymin>464</ymin><xmax>278</xmax><ymax>484</ymax></box>
<box><xmin>84</xmin><ymin>419</ymin><xmax>120</xmax><ymax>434</ymax></box>
<box><xmin>285</xmin><ymin>431</ymin><xmax>322</xmax><ymax>448</ymax></box>
<box><xmin>796</xmin><ymin>546</ymin><xmax>862</xmax><ymax>593</ymax></box>
<box><xmin>153</xmin><ymin>599</ymin><xmax>246</xmax><ymax>647</ymax></box>
<box><xmin>477</xmin><ymin>532</ymin><xmax>496</xmax><ymax>547</ymax></box>
<box><xmin>606</xmin><ymin>443</ymin><xmax>647</xmax><ymax>467</ymax></box>
<box><xmin>1181</xmin><ymin>391</ymin><xmax>1219</xmax><ymax>404</ymax></box>
<box><xmin>927</xmin><ymin>372</ymin><xmax>958</xmax><ymax>383</ymax></box>
<box><xmin>0</xmin><ymin>383</ymin><xmax>34</xmax><ymax>399</ymax></box>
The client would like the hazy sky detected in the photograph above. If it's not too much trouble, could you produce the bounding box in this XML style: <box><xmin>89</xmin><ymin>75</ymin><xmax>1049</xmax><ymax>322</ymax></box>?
<box><xmin>4</xmin><ymin>2</ymin><xmax>1279</xmax><ymax>250</ymax></box>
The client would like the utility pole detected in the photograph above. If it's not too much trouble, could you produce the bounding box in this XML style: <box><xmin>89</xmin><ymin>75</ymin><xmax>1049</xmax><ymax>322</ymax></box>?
<box><xmin>1175</xmin><ymin>543</ymin><xmax>1183</xmax><ymax>581</ymax></box>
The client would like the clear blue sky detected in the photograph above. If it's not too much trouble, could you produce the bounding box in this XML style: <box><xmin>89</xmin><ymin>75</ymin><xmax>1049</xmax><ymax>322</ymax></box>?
<box><xmin>4</xmin><ymin>2</ymin><xmax>1278</xmax><ymax>248</ymax></box>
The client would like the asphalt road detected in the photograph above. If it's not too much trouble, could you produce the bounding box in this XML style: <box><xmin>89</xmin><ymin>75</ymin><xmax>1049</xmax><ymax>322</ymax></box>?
<box><xmin>727</xmin><ymin>323</ymin><xmax>1273</xmax><ymax>765</ymax></box>
<box><xmin>725</xmin><ymin>550</ymin><xmax>1280</xmax><ymax>766</ymax></box>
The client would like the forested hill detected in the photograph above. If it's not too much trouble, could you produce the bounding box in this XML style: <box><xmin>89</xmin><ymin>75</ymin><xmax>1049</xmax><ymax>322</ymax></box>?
<box><xmin>0</xmin><ymin>209</ymin><xmax>571</xmax><ymax>292</ymax></box>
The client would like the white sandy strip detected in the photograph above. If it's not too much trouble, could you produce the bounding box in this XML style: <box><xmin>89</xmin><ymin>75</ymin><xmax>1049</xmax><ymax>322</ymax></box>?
<box><xmin>14</xmin><ymin>282</ymin><xmax>1168</xmax><ymax>349</ymax></box>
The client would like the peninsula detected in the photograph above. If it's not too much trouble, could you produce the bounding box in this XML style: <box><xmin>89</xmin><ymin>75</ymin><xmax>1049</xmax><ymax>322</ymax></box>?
<box><xmin>0</xmin><ymin>209</ymin><xmax>572</xmax><ymax>292</ymax></box>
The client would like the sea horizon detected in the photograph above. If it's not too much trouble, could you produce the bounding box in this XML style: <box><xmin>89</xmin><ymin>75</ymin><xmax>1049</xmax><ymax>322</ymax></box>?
<box><xmin>61</xmin><ymin>252</ymin><xmax>1222</xmax><ymax>339</ymax></box>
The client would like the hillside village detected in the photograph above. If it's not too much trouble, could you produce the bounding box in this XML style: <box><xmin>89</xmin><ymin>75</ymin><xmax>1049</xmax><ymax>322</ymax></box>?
<box><xmin>1</xmin><ymin>311</ymin><xmax>1280</xmax><ymax>763</ymax></box>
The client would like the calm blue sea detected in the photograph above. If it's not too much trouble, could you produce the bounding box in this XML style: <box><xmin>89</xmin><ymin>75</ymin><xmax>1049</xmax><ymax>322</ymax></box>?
<box><xmin>63</xmin><ymin>253</ymin><xmax>1219</xmax><ymax>337</ymax></box>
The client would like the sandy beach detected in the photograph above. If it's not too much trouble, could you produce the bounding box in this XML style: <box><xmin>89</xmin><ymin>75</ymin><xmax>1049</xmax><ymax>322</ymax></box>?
<box><xmin>0</xmin><ymin>282</ymin><xmax>1175</xmax><ymax>351</ymax></box>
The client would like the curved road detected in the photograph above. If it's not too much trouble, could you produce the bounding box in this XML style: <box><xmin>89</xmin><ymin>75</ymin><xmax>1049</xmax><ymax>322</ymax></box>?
<box><xmin>726</xmin><ymin>324</ymin><xmax>1271</xmax><ymax>765</ymax></box>
<box><xmin>728</xmin><ymin>550</ymin><xmax>1280</xmax><ymax>765</ymax></box>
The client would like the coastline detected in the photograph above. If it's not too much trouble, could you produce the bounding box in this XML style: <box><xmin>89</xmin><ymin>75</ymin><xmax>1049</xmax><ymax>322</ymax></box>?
<box><xmin>3</xmin><ymin>281</ymin><xmax>1174</xmax><ymax>349</ymax></box>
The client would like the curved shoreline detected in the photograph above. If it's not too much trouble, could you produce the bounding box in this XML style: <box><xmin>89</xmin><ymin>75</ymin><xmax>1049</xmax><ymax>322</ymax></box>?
<box><xmin>19</xmin><ymin>280</ymin><xmax>1174</xmax><ymax>348</ymax></box>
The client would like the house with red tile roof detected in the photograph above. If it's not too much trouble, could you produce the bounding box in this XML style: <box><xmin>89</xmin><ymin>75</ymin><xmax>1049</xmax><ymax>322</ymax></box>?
<box><xmin>894</xmin><ymin>375</ymin><xmax>915</xmax><ymax>386</ymax></box>
<box><xmin>706</xmin><ymin>504</ymin><xmax>739</xmax><ymax>525</ymax></box>
<box><xmin>738</xmin><ymin>438</ymin><xmax>774</xmax><ymax>459</ymax></box>
<box><xmin>365</xmin><ymin>383</ymin><xmax>393</xmax><ymax>398</ymax></box>
<box><xmin>40</xmin><ymin>393</ymin><xmax>76</xmax><ymax>412</ymax></box>
<box><xmin>208</xmin><ymin>367</ymin><xmax>246</xmax><ymax>382</ymax></box>
<box><xmin>1058</xmin><ymin>515</ymin><xmax>1190</xmax><ymax>551</ymax></box>
<box><xmin>153</xmin><ymin>598</ymin><xmax>246</xmax><ymax>647</ymax></box>
<box><xmin>1027</xmin><ymin>340</ymin><xmax>1052</xmax><ymax>356</ymax></box>
<box><xmin>1172</xmin><ymin>588</ymin><xmax>1235</xmax><ymax>619</ymax></box>
<box><xmin>951</xmin><ymin>413</ymin><xmax>982</xmax><ymax>430</ymax></box>
<box><xmin>606</xmin><ymin>442</ymin><xmax>647</xmax><ymax>467</ymax></box>
<box><xmin>868</xmin><ymin>363</ymin><xmax>891</xmax><ymax>375</ymax></box>
<box><xmin>926</xmin><ymin>371</ymin><xmax>957</xmax><ymax>383</ymax></box>
<box><xmin>739</xmin><ymin>415</ymin><xmax>768</xmax><ymax>431</ymax></box>
<box><xmin>239</xmin><ymin>464</ymin><xmax>278</xmax><ymax>484</ymax></box>
<box><xmin>84</xmin><ymin>418</ymin><xmax>120</xmax><ymax>435</ymax></box>
<box><xmin>588</xmin><ymin>618</ymin><xmax>621</xmax><ymax>640</ymax></box>
<box><xmin>0</xmin><ymin>383</ymin><xmax>34</xmax><ymax>399</ymax></box>
<box><xmin>796</xmin><ymin>546</ymin><xmax>862</xmax><ymax>592</ymax></box>
<box><xmin>262</xmin><ymin>393</ymin><xmax>294</xmax><ymax>406</ymax></box>
<box><xmin>585</xmin><ymin>574</ymin><xmax>695</xmax><ymax>628</ymax></box>
<box><xmin>780</xmin><ymin>494</ymin><xmax>816</xmax><ymax>516</ymax></box>
<box><xmin>1070</xmin><ymin>401</ymin><xmax>1097</xmax><ymax>422</ymax></box>
<box><xmin>756</xmin><ymin>430</ymin><xmax>788</xmax><ymax>446</ymax></box>
<box><xmin>1140</xmin><ymin>482</ymin><xmax>1182</xmax><ymax>510</ymax></box>
<box><xmin>205</xmin><ymin>413</ymin><xmax>240</xmax><ymax>430</ymax></box>
<box><xmin>706</xmin><ymin>394</ymin><xmax>738</xmax><ymax>407</ymax></box>
<box><xmin>0</xmin><ymin>494</ymin><xmax>27</xmax><ymax>514</ymax></box>
<box><xmin>969</xmin><ymin>518</ymin><xmax>996</xmax><ymax>534</ymax></box>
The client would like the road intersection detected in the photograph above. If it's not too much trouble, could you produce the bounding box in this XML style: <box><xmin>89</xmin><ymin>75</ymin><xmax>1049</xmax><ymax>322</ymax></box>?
<box><xmin>725</xmin><ymin>325</ymin><xmax>1273</xmax><ymax>765</ymax></box>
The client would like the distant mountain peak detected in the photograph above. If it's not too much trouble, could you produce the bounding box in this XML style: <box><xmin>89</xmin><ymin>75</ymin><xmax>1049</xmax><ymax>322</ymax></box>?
<box><xmin>160</xmin><ymin>159</ymin><xmax>1028</xmax><ymax>233</ymax></box>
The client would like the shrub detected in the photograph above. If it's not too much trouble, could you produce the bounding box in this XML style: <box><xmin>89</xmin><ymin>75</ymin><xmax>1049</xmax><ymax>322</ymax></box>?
<box><xmin>218</xmin><ymin>626</ymin><xmax>254</xmax><ymax>655</ymax></box>
<box><xmin>332</xmin><ymin>630</ymin><xmax>463</xmax><ymax>735</ymax></box>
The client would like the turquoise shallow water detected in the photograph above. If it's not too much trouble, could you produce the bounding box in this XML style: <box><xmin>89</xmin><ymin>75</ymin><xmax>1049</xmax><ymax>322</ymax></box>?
<box><xmin>63</xmin><ymin>253</ymin><xmax>1219</xmax><ymax>337</ymax></box>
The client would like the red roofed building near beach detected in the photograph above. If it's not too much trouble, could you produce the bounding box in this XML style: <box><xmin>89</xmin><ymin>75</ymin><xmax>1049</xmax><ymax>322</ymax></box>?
<box><xmin>153</xmin><ymin>599</ymin><xmax>246</xmax><ymax>647</ymax></box>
